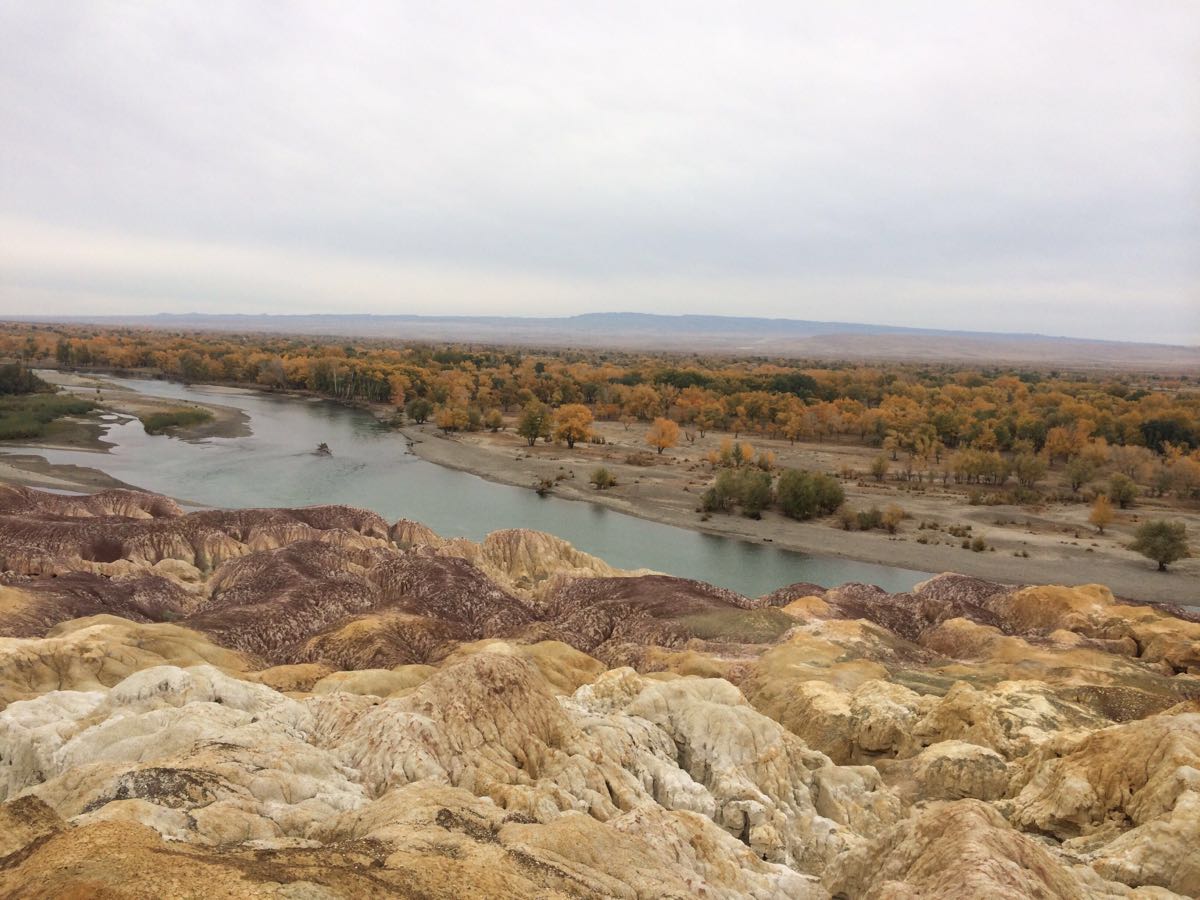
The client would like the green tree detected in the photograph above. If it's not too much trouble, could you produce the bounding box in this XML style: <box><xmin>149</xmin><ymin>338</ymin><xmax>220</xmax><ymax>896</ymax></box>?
<box><xmin>1108</xmin><ymin>473</ymin><xmax>1139</xmax><ymax>509</ymax></box>
<box><xmin>517</xmin><ymin>401</ymin><xmax>551</xmax><ymax>447</ymax></box>
<box><xmin>1064</xmin><ymin>457</ymin><xmax>1097</xmax><ymax>493</ymax></box>
<box><xmin>1129</xmin><ymin>520</ymin><xmax>1189</xmax><ymax>571</ymax></box>
<box><xmin>404</xmin><ymin>397</ymin><xmax>433</xmax><ymax>424</ymax></box>
<box><xmin>1012</xmin><ymin>452</ymin><xmax>1048</xmax><ymax>490</ymax></box>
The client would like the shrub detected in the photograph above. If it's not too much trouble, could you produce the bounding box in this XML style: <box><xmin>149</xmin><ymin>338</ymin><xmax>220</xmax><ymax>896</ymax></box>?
<box><xmin>700</xmin><ymin>468</ymin><xmax>775</xmax><ymax>517</ymax></box>
<box><xmin>856</xmin><ymin>507</ymin><xmax>883</xmax><ymax>530</ymax></box>
<box><xmin>701</xmin><ymin>469</ymin><xmax>740</xmax><ymax>513</ymax></box>
<box><xmin>738</xmin><ymin>469</ymin><xmax>774</xmax><ymax>518</ymax></box>
<box><xmin>970</xmin><ymin>536</ymin><xmax>987</xmax><ymax>552</ymax></box>
<box><xmin>589</xmin><ymin>467</ymin><xmax>617</xmax><ymax>490</ymax></box>
<box><xmin>1005</xmin><ymin>486</ymin><xmax>1042</xmax><ymax>506</ymax></box>
<box><xmin>776</xmin><ymin>469</ymin><xmax>844</xmax><ymax>521</ymax></box>
<box><xmin>881</xmin><ymin>504</ymin><xmax>906</xmax><ymax>534</ymax></box>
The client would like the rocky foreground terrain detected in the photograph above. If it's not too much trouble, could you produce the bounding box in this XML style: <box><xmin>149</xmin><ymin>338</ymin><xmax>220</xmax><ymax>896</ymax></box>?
<box><xmin>0</xmin><ymin>485</ymin><xmax>1197</xmax><ymax>898</ymax></box>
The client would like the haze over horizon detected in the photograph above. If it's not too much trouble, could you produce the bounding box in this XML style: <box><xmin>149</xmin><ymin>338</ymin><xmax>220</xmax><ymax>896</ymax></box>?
<box><xmin>2</xmin><ymin>2</ymin><xmax>1198</xmax><ymax>344</ymax></box>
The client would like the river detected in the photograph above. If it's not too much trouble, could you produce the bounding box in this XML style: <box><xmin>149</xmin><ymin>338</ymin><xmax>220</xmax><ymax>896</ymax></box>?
<box><xmin>9</xmin><ymin>376</ymin><xmax>931</xmax><ymax>596</ymax></box>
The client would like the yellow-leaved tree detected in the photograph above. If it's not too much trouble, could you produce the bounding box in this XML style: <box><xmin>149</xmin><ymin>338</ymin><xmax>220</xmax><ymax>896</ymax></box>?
<box><xmin>1089</xmin><ymin>494</ymin><xmax>1114</xmax><ymax>534</ymax></box>
<box><xmin>552</xmin><ymin>404</ymin><xmax>593</xmax><ymax>449</ymax></box>
<box><xmin>646</xmin><ymin>418</ymin><xmax>680</xmax><ymax>455</ymax></box>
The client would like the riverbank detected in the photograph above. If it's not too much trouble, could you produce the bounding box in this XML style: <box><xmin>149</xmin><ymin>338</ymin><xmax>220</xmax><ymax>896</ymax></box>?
<box><xmin>400</xmin><ymin>421</ymin><xmax>1200</xmax><ymax>605</ymax></box>
<box><xmin>40</xmin><ymin>370</ymin><xmax>252</xmax><ymax>445</ymax></box>
<box><xmin>0</xmin><ymin>452</ymin><xmax>139</xmax><ymax>492</ymax></box>
<box><xmin>2</xmin><ymin>370</ymin><xmax>1193</xmax><ymax>603</ymax></box>
<box><xmin>0</xmin><ymin>371</ymin><xmax>251</xmax><ymax>497</ymax></box>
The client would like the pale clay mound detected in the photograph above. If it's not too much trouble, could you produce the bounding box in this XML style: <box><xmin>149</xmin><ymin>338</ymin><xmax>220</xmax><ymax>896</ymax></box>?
<box><xmin>0</xmin><ymin>485</ymin><xmax>1198</xmax><ymax>898</ymax></box>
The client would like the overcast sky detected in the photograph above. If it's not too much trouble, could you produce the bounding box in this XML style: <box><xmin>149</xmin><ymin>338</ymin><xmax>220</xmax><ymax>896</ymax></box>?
<box><xmin>1</xmin><ymin>1</ymin><xmax>1197</xmax><ymax>344</ymax></box>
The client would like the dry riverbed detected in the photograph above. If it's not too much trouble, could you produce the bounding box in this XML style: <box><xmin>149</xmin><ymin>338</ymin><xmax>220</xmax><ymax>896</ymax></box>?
<box><xmin>402</xmin><ymin>417</ymin><xmax>1200</xmax><ymax>605</ymax></box>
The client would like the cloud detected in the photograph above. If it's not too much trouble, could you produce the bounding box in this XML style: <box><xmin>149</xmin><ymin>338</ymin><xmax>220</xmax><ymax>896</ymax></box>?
<box><xmin>1</xmin><ymin>1</ymin><xmax>1197</xmax><ymax>343</ymax></box>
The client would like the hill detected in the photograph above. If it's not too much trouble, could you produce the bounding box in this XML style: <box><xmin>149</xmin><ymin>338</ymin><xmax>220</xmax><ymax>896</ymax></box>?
<box><xmin>0</xmin><ymin>484</ymin><xmax>1198</xmax><ymax>896</ymax></box>
<box><xmin>16</xmin><ymin>311</ymin><xmax>1200</xmax><ymax>370</ymax></box>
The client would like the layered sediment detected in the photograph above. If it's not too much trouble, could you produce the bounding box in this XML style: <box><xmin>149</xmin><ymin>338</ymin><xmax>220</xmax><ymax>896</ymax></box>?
<box><xmin>0</xmin><ymin>483</ymin><xmax>1197</xmax><ymax>898</ymax></box>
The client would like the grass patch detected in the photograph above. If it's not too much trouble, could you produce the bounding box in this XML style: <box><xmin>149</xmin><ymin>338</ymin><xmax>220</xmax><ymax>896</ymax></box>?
<box><xmin>140</xmin><ymin>408</ymin><xmax>214</xmax><ymax>435</ymax></box>
<box><xmin>678</xmin><ymin>607</ymin><xmax>797</xmax><ymax>644</ymax></box>
<box><xmin>0</xmin><ymin>394</ymin><xmax>97</xmax><ymax>440</ymax></box>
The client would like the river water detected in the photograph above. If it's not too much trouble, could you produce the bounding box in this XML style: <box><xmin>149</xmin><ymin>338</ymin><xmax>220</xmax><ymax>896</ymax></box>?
<box><xmin>9</xmin><ymin>377</ymin><xmax>931</xmax><ymax>596</ymax></box>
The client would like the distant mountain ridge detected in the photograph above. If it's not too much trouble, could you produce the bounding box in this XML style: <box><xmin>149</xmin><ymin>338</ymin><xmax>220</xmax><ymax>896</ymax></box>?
<box><xmin>9</xmin><ymin>312</ymin><xmax>1200</xmax><ymax>370</ymax></box>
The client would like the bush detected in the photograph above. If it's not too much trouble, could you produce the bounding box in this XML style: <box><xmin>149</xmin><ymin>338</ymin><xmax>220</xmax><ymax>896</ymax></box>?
<box><xmin>738</xmin><ymin>469</ymin><xmax>774</xmax><ymax>518</ymax></box>
<box><xmin>856</xmin><ymin>507</ymin><xmax>883</xmax><ymax>530</ymax></box>
<box><xmin>589</xmin><ymin>467</ymin><xmax>617</xmax><ymax>490</ymax></box>
<box><xmin>701</xmin><ymin>469</ymin><xmax>740</xmax><ymax>513</ymax></box>
<box><xmin>776</xmin><ymin>469</ymin><xmax>844</xmax><ymax>521</ymax></box>
<box><xmin>970</xmin><ymin>536</ymin><xmax>987</xmax><ymax>552</ymax></box>
<box><xmin>700</xmin><ymin>468</ymin><xmax>775</xmax><ymax>517</ymax></box>
<box><xmin>1005</xmin><ymin>486</ymin><xmax>1042</xmax><ymax>506</ymax></box>
<box><xmin>881</xmin><ymin>504</ymin><xmax>906</xmax><ymax>534</ymax></box>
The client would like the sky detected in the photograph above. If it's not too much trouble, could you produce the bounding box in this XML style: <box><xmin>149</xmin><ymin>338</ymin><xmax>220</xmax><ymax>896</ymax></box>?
<box><xmin>1</xmin><ymin>1</ymin><xmax>1198</xmax><ymax>344</ymax></box>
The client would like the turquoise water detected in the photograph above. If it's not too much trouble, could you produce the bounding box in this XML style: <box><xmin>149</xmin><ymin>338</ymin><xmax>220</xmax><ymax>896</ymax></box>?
<box><xmin>8</xmin><ymin>377</ymin><xmax>931</xmax><ymax>596</ymax></box>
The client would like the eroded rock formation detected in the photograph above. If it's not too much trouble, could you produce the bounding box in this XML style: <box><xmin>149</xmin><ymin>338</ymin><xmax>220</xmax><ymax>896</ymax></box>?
<box><xmin>1</xmin><ymin>485</ymin><xmax>1198</xmax><ymax>898</ymax></box>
